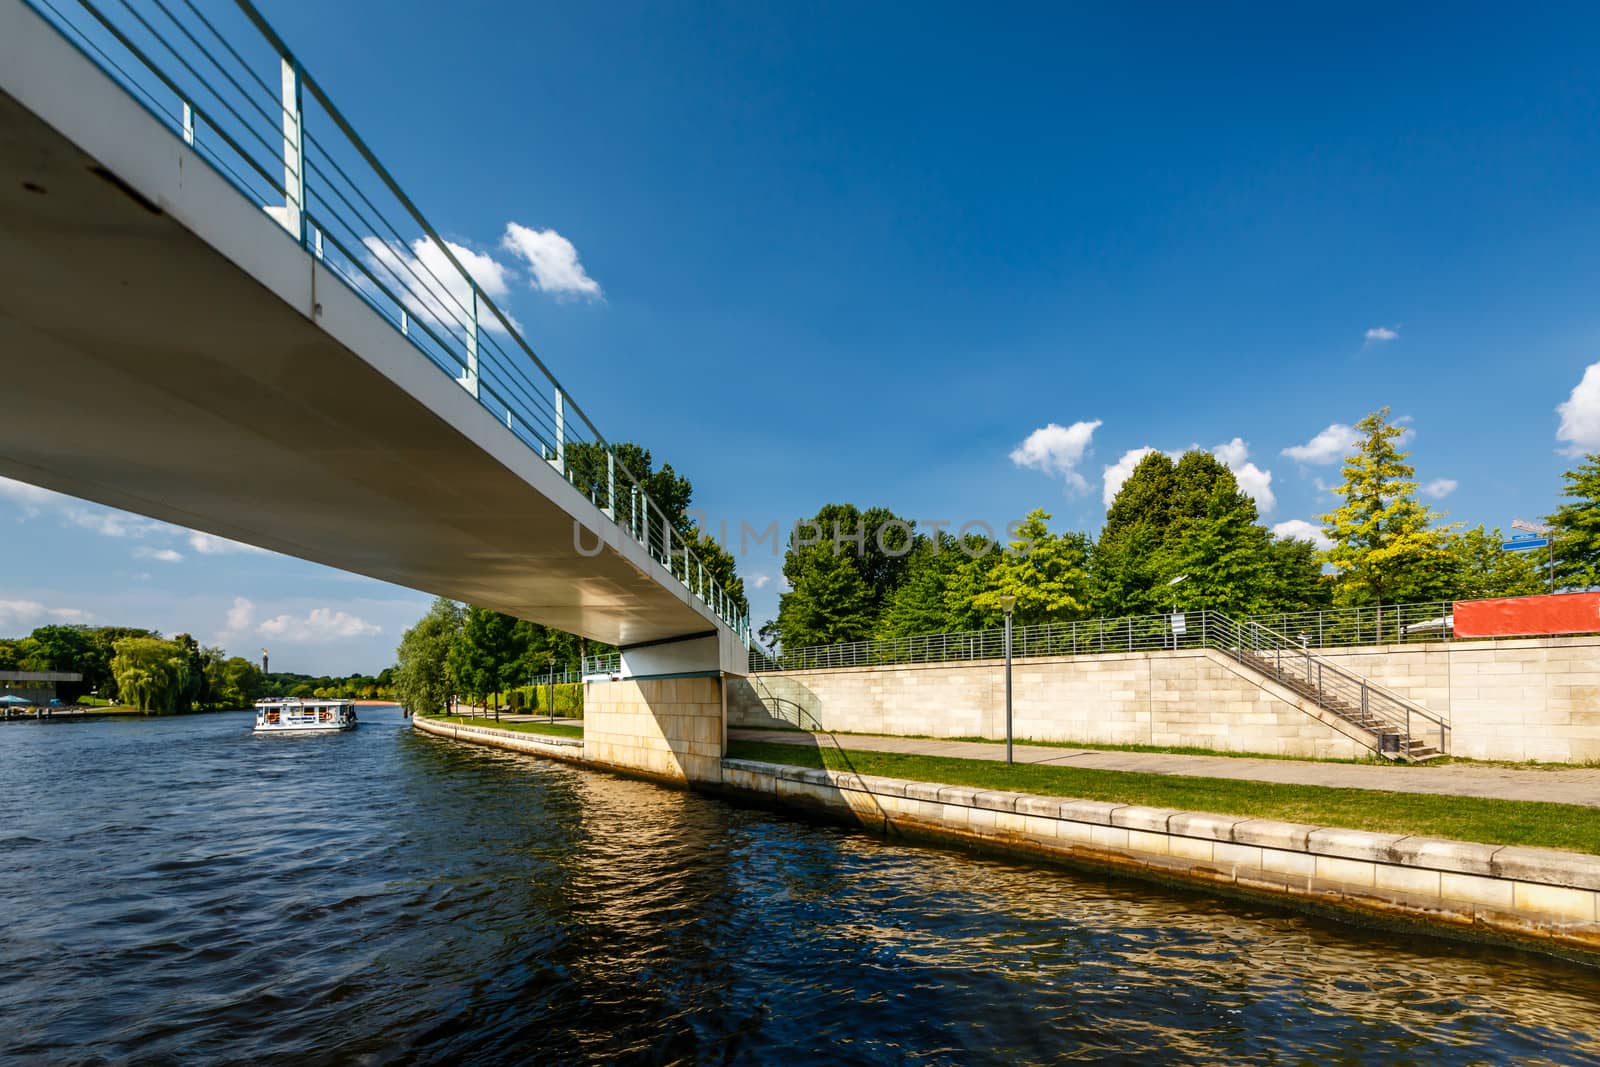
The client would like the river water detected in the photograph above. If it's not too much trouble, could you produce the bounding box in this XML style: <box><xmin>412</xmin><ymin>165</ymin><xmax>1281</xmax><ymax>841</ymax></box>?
<box><xmin>2</xmin><ymin>708</ymin><xmax>1598</xmax><ymax>1065</ymax></box>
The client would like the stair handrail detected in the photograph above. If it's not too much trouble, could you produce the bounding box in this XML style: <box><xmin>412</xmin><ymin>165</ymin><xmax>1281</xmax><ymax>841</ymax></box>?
<box><xmin>1200</xmin><ymin>610</ymin><xmax>1448</xmax><ymax>754</ymax></box>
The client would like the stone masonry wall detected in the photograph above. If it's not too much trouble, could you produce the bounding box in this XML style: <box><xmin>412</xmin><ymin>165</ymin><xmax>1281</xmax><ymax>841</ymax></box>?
<box><xmin>584</xmin><ymin>676</ymin><xmax>724</xmax><ymax>783</ymax></box>
<box><xmin>728</xmin><ymin>649</ymin><xmax>1367</xmax><ymax>760</ymax></box>
<box><xmin>730</xmin><ymin>636</ymin><xmax>1600</xmax><ymax>763</ymax></box>
<box><xmin>1313</xmin><ymin>637</ymin><xmax>1600</xmax><ymax>763</ymax></box>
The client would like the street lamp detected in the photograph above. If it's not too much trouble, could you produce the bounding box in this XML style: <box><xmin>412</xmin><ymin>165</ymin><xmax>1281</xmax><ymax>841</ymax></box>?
<box><xmin>547</xmin><ymin>652</ymin><xmax>557</xmax><ymax>724</ymax></box>
<box><xmin>999</xmin><ymin>594</ymin><xmax>1017</xmax><ymax>767</ymax></box>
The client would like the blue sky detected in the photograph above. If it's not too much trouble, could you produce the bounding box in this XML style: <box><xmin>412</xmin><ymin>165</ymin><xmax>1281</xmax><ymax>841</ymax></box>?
<box><xmin>8</xmin><ymin>1</ymin><xmax>1600</xmax><ymax>673</ymax></box>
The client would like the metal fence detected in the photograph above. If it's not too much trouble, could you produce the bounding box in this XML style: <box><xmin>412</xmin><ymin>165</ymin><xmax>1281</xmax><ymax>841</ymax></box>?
<box><xmin>1246</xmin><ymin>602</ymin><xmax>1456</xmax><ymax>648</ymax></box>
<box><xmin>753</xmin><ymin>599</ymin><xmax>1503</xmax><ymax>674</ymax></box>
<box><xmin>752</xmin><ymin>609</ymin><xmax>1447</xmax><ymax>757</ymax></box>
<box><xmin>26</xmin><ymin>0</ymin><xmax>750</xmax><ymax>643</ymax></box>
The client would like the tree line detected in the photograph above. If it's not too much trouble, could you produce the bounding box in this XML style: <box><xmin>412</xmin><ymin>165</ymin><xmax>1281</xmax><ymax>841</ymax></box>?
<box><xmin>0</xmin><ymin>623</ymin><xmax>393</xmax><ymax>712</ymax></box>
<box><xmin>769</xmin><ymin>408</ymin><xmax>1556</xmax><ymax>650</ymax></box>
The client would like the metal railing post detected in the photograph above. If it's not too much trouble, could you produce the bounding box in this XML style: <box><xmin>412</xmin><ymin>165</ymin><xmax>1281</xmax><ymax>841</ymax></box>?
<box><xmin>277</xmin><ymin>57</ymin><xmax>305</xmax><ymax>245</ymax></box>
<box><xmin>460</xmin><ymin>287</ymin><xmax>479</xmax><ymax>397</ymax></box>
<box><xmin>606</xmin><ymin>452</ymin><xmax>616</xmax><ymax>518</ymax></box>
<box><xmin>553</xmin><ymin>390</ymin><xmax>565</xmax><ymax>474</ymax></box>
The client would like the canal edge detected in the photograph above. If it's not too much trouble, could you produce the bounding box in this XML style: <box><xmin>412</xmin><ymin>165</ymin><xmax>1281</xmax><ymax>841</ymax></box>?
<box><xmin>411</xmin><ymin>715</ymin><xmax>1600</xmax><ymax>965</ymax></box>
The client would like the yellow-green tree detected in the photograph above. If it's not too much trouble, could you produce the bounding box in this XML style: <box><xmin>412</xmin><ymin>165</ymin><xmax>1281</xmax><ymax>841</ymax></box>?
<box><xmin>972</xmin><ymin>509</ymin><xmax>1091</xmax><ymax>625</ymax></box>
<box><xmin>1322</xmin><ymin>407</ymin><xmax>1454</xmax><ymax>605</ymax></box>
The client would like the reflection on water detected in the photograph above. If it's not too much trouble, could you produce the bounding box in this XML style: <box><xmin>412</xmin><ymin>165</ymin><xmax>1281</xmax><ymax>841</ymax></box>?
<box><xmin>2</xmin><ymin>709</ymin><xmax>1598</xmax><ymax>1065</ymax></box>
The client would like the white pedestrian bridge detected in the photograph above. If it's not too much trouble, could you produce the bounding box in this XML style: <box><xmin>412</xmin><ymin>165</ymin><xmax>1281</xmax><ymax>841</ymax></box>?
<box><xmin>0</xmin><ymin>0</ymin><xmax>750</xmax><ymax>679</ymax></box>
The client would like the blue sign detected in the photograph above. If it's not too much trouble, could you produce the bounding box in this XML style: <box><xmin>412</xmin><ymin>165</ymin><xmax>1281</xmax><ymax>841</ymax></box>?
<box><xmin>1502</xmin><ymin>538</ymin><xmax>1550</xmax><ymax>551</ymax></box>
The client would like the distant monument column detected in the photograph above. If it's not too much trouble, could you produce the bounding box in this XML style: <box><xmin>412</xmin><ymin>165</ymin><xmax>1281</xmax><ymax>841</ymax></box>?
<box><xmin>262</xmin><ymin>648</ymin><xmax>269</xmax><ymax>674</ymax></box>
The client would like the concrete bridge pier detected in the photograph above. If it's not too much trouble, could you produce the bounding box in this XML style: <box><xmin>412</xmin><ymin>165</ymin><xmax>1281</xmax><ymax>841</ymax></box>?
<box><xmin>582</xmin><ymin>630</ymin><xmax>746</xmax><ymax>784</ymax></box>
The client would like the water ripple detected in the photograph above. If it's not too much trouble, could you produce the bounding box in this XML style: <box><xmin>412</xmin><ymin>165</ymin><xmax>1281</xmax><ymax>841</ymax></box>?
<box><xmin>2</xmin><ymin>709</ymin><xmax>1599</xmax><ymax>1064</ymax></box>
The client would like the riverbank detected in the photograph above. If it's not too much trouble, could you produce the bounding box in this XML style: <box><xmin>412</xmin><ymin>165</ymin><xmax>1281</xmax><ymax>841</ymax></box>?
<box><xmin>412</xmin><ymin>715</ymin><xmax>1600</xmax><ymax>961</ymax></box>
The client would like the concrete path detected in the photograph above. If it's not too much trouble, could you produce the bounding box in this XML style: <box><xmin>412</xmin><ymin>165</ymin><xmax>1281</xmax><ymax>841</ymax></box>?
<box><xmin>727</xmin><ymin>729</ymin><xmax>1600</xmax><ymax>808</ymax></box>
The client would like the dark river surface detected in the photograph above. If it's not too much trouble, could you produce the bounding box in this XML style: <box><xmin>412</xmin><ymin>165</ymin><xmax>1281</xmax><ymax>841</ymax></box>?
<box><xmin>4</xmin><ymin>708</ymin><xmax>1600</xmax><ymax>1065</ymax></box>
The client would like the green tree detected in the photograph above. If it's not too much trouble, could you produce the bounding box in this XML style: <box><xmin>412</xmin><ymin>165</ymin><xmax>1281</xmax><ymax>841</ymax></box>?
<box><xmin>777</xmin><ymin>546</ymin><xmax>875</xmax><ymax>648</ymax></box>
<box><xmin>688</xmin><ymin>527</ymin><xmax>749</xmax><ymax>619</ymax></box>
<box><xmin>24</xmin><ymin>625</ymin><xmax>92</xmax><ymax>673</ymax></box>
<box><xmin>1092</xmin><ymin>452</ymin><xmax>1177</xmax><ymax>615</ymax></box>
<box><xmin>1448</xmin><ymin>525</ymin><xmax>1545</xmax><ymax>600</ymax></box>
<box><xmin>1322</xmin><ymin>407</ymin><xmax>1454</xmax><ymax>607</ymax></box>
<box><xmin>448</xmin><ymin>606</ymin><xmax>522</xmax><ymax>718</ymax></box>
<box><xmin>393</xmin><ymin>598</ymin><xmax>462</xmax><ymax>715</ymax></box>
<box><xmin>972</xmin><ymin>509</ymin><xmax>1091</xmax><ymax>624</ymax></box>
<box><xmin>214</xmin><ymin>656</ymin><xmax>266</xmax><ymax>707</ymax></box>
<box><xmin>1261</xmin><ymin>535</ymin><xmax>1332</xmax><ymax>613</ymax></box>
<box><xmin>877</xmin><ymin>534</ymin><xmax>969</xmax><ymax>638</ymax></box>
<box><xmin>776</xmin><ymin>503</ymin><xmax>915</xmax><ymax>648</ymax></box>
<box><xmin>1158</xmin><ymin>454</ymin><xmax>1273</xmax><ymax>617</ymax></box>
<box><xmin>565</xmin><ymin>441</ymin><xmax>694</xmax><ymax>534</ymax></box>
<box><xmin>1548</xmin><ymin>453</ymin><xmax>1600</xmax><ymax>590</ymax></box>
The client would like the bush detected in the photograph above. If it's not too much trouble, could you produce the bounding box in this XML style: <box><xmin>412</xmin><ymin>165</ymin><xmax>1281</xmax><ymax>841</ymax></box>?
<box><xmin>508</xmin><ymin>689</ymin><xmax>525</xmax><ymax>711</ymax></box>
<box><xmin>513</xmin><ymin>682</ymin><xmax>585</xmax><ymax>717</ymax></box>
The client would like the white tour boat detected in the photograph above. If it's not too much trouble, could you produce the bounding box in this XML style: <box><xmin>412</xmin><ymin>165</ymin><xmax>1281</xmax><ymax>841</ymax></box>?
<box><xmin>253</xmin><ymin>697</ymin><xmax>358</xmax><ymax>733</ymax></box>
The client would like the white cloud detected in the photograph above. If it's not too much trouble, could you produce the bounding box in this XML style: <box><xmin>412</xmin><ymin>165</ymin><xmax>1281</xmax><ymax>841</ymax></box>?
<box><xmin>0</xmin><ymin>476</ymin><xmax>170</xmax><ymax>539</ymax></box>
<box><xmin>362</xmin><ymin>235</ymin><xmax>519</xmax><ymax>334</ymax></box>
<box><xmin>0</xmin><ymin>477</ymin><xmax>52</xmax><ymax>518</ymax></box>
<box><xmin>1102</xmin><ymin>447</ymin><xmax>1159</xmax><ymax>508</ymax></box>
<box><xmin>133</xmin><ymin>546</ymin><xmax>183</xmax><ymax>563</ymax></box>
<box><xmin>1423</xmin><ymin>478</ymin><xmax>1458</xmax><ymax>500</ymax></box>
<box><xmin>1365</xmin><ymin>326</ymin><xmax>1399</xmax><ymax>342</ymax></box>
<box><xmin>1271</xmin><ymin>519</ymin><xmax>1333</xmax><ymax>551</ymax></box>
<box><xmin>1282</xmin><ymin>423</ymin><xmax>1360</xmax><ymax>465</ymax></box>
<box><xmin>225</xmin><ymin>597</ymin><xmax>255</xmax><ymax>634</ymax></box>
<box><xmin>188</xmin><ymin>532</ymin><xmax>267</xmax><ymax>556</ymax></box>
<box><xmin>1211</xmin><ymin>437</ymin><xmax>1275</xmax><ymax>513</ymax></box>
<box><xmin>501</xmin><ymin>223</ymin><xmax>603</xmax><ymax>300</ymax></box>
<box><xmin>0</xmin><ymin>599</ymin><xmax>93</xmax><ymax>631</ymax></box>
<box><xmin>749</xmin><ymin>574</ymin><xmax>772</xmax><ymax>590</ymax></box>
<box><xmin>1557</xmin><ymin>362</ymin><xmax>1600</xmax><ymax>454</ymax></box>
<box><xmin>1010</xmin><ymin>420</ymin><xmax>1102</xmax><ymax>493</ymax></box>
<box><xmin>257</xmin><ymin>607</ymin><xmax>381</xmax><ymax>642</ymax></box>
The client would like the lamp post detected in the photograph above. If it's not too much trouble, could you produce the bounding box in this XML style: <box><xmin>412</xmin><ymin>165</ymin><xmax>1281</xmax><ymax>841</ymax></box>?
<box><xmin>999</xmin><ymin>594</ymin><xmax>1016</xmax><ymax>766</ymax></box>
<box><xmin>547</xmin><ymin>653</ymin><xmax>557</xmax><ymax>724</ymax></box>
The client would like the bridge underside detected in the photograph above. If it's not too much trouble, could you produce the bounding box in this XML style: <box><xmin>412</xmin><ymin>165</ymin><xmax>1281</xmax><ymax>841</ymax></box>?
<box><xmin>0</xmin><ymin>15</ymin><xmax>740</xmax><ymax>672</ymax></box>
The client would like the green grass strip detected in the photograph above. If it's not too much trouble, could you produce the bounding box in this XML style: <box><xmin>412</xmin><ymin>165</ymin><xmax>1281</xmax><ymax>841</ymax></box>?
<box><xmin>727</xmin><ymin>740</ymin><xmax>1600</xmax><ymax>855</ymax></box>
<box><xmin>423</xmin><ymin>715</ymin><xmax>583</xmax><ymax>739</ymax></box>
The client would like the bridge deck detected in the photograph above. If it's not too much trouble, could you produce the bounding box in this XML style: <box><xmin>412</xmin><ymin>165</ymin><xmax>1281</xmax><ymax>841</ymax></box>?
<box><xmin>0</xmin><ymin>1</ymin><xmax>739</xmax><ymax>668</ymax></box>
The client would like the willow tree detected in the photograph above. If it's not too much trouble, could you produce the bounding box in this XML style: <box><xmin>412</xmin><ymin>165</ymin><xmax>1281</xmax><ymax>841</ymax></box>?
<box><xmin>1322</xmin><ymin>407</ymin><xmax>1453</xmax><ymax>609</ymax></box>
<box><xmin>109</xmin><ymin>636</ymin><xmax>190</xmax><ymax>713</ymax></box>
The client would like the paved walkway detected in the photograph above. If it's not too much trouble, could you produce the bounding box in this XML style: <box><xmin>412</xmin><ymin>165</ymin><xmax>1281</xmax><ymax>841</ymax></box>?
<box><xmin>727</xmin><ymin>729</ymin><xmax>1600</xmax><ymax>807</ymax></box>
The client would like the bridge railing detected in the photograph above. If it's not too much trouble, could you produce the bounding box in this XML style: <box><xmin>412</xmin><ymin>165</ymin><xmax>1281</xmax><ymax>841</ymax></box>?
<box><xmin>26</xmin><ymin>0</ymin><xmax>751</xmax><ymax>643</ymax></box>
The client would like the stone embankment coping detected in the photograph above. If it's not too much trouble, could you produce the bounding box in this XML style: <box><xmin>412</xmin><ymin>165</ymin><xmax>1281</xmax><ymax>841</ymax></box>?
<box><xmin>721</xmin><ymin>758</ymin><xmax>1600</xmax><ymax>958</ymax></box>
<box><xmin>410</xmin><ymin>715</ymin><xmax>1600</xmax><ymax>958</ymax></box>
<box><xmin>413</xmin><ymin>715</ymin><xmax>584</xmax><ymax>762</ymax></box>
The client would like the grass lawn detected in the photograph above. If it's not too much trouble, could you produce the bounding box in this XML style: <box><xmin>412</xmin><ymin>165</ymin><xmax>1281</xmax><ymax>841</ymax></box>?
<box><xmin>423</xmin><ymin>715</ymin><xmax>583</xmax><ymax>740</ymax></box>
<box><xmin>726</xmin><ymin>739</ymin><xmax>1600</xmax><ymax>855</ymax></box>
<box><xmin>732</xmin><ymin>724</ymin><xmax>1383</xmax><ymax>764</ymax></box>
